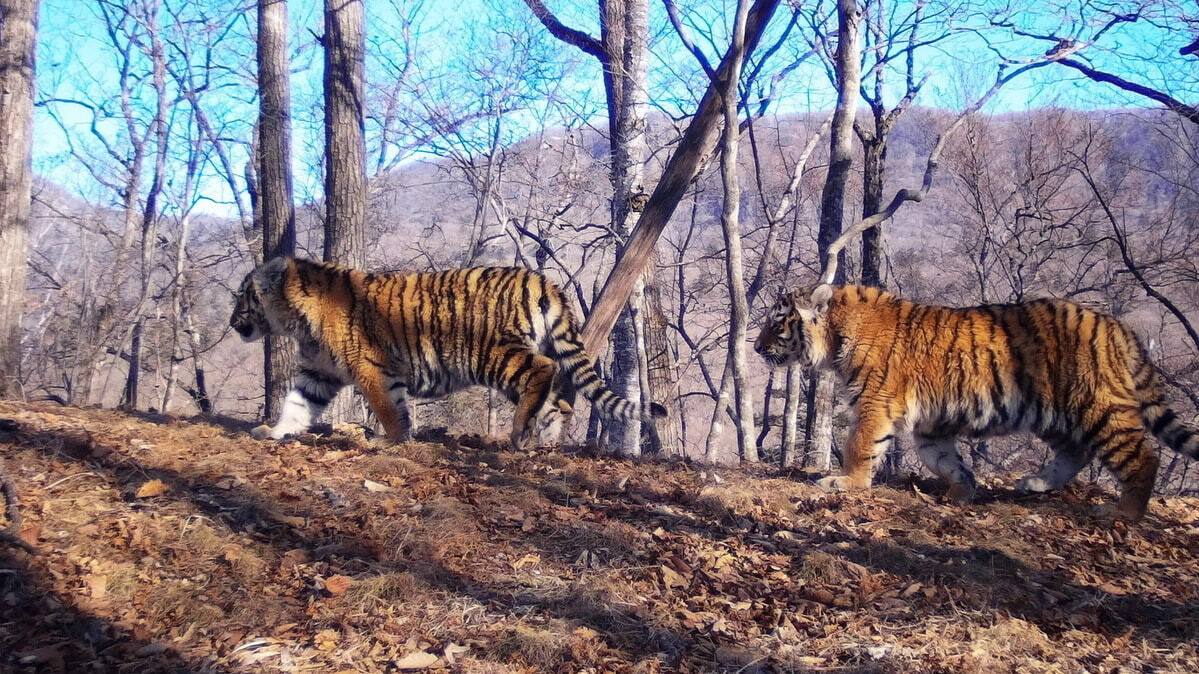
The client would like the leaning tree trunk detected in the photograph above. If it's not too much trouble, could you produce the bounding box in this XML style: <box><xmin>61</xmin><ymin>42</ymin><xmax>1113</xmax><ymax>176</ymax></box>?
<box><xmin>579</xmin><ymin>0</ymin><xmax>782</xmax><ymax>357</ymax></box>
<box><xmin>0</xmin><ymin>0</ymin><xmax>40</xmax><ymax>399</ymax></box>
<box><xmin>257</xmin><ymin>0</ymin><xmax>297</xmax><ymax>421</ymax></box>
<box><xmin>806</xmin><ymin>0</ymin><xmax>862</xmax><ymax>472</ymax></box>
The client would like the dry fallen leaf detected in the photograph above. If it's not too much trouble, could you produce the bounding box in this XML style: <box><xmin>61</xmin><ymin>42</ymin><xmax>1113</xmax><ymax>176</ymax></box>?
<box><xmin>363</xmin><ymin>478</ymin><xmax>391</xmax><ymax>493</ymax></box>
<box><xmin>134</xmin><ymin>479</ymin><xmax>169</xmax><ymax>498</ymax></box>
<box><xmin>313</xmin><ymin>629</ymin><xmax>340</xmax><ymax>651</ymax></box>
<box><xmin>324</xmin><ymin>575</ymin><xmax>353</xmax><ymax>596</ymax></box>
<box><xmin>86</xmin><ymin>573</ymin><xmax>107</xmax><ymax>599</ymax></box>
<box><xmin>394</xmin><ymin>651</ymin><xmax>440</xmax><ymax>670</ymax></box>
<box><xmin>442</xmin><ymin>642</ymin><xmax>469</xmax><ymax>665</ymax></box>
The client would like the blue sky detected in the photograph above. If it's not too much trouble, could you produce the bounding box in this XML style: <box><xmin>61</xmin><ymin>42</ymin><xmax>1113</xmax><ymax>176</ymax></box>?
<box><xmin>30</xmin><ymin>0</ymin><xmax>1198</xmax><ymax>217</ymax></box>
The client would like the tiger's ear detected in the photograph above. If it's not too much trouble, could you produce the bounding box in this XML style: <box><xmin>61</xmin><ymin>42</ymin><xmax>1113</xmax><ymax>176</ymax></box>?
<box><xmin>255</xmin><ymin>256</ymin><xmax>289</xmax><ymax>291</ymax></box>
<box><xmin>810</xmin><ymin>284</ymin><xmax>833</xmax><ymax>313</ymax></box>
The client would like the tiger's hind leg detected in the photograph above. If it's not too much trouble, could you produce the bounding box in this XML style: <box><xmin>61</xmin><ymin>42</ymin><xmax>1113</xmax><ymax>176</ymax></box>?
<box><xmin>1016</xmin><ymin>437</ymin><xmax>1090</xmax><ymax>494</ymax></box>
<box><xmin>1088</xmin><ymin>411</ymin><xmax>1159</xmax><ymax>521</ymax></box>
<box><xmin>494</xmin><ymin>345</ymin><xmax>559</xmax><ymax>450</ymax></box>
<box><xmin>914</xmin><ymin>434</ymin><xmax>977</xmax><ymax>504</ymax></box>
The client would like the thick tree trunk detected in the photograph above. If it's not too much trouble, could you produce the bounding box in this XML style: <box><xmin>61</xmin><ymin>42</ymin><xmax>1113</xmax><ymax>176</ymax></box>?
<box><xmin>806</xmin><ymin>0</ymin><xmax>861</xmax><ymax>472</ymax></box>
<box><xmin>322</xmin><ymin>0</ymin><xmax>367</xmax><ymax>426</ymax></box>
<box><xmin>643</xmin><ymin>271</ymin><xmax>682</xmax><ymax>455</ymax></box>
<box><xmin>0</xmin><ymin>0</ymin><xmax>40</xmax><ymax>399</ymax></box>
<box><xmin>258</xmin><ymin>0</ymin><xmax>297</xmax><ymax>421</ymax></box>
<box><xmin>323</xmin><ymin>0</ymin><xmax>366</xmax><ymax>268</ymax></box>
<box><xmin>600</xmin><ymin>0</ymin><xmax>650</xmax><ymax>457</ymax></box>
<box><xmin>860</xmin><ymin>135</ymin><xmax>886</xmax><ymax>287</ymax></box>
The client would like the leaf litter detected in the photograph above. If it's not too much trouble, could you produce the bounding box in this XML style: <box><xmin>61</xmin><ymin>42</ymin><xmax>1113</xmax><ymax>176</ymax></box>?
<box><xmin>1</xmin><ymin>400</ymin><xmax>1197</xmax><ymax>672</ymax></box>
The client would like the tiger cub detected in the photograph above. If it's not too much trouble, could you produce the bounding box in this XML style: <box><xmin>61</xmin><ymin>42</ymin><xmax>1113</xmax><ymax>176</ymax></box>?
<box><xmin>754</xmin><ymin>283</ymin><xmax>1199</xmax><ymax>520</ymax></box>
<box><xmin>229</xmin><ymin>257</ymin><xmax>666</xmax><ymax>449</ymax></box>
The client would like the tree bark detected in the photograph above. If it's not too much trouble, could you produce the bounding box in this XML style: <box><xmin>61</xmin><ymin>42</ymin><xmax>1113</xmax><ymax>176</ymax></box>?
<box><xmin>321</xmin><ymin>0</ymin><xmax>367</xmax><ymax>426</ymax></box>
<box><xmin>710</xmin><ymin>0</ymin><xmax>756</xmax><ymax>463</ymax></box>
<box><xmin>780</xmin><ymin>363</ymin><xmax>803</xmax><ymax>466</ymax></box>
<box><xmin>859</xmin><ymin>135</ymin><xmax>886</xmax><ymax>286</ymax></box>
<box><xmin>0</xmin><ymin>0</ymin><xmax>40</xmax><ymax>399</ymax></box>
<box><xmin>600</xmin><ymin>0</ymin><xmax>650</xmax><ymax>457</ymax></box>
<box><xmin>323</xmin><ymin>0</ymin><xmax>366</xmax><ymax>267</ymax></box>
<box><xmin>806</xmin><ymin>0</ymin><xmax>862</xmax><ymax>470</ymax></box>
<box><xmin>258</xmin><ymin>0</ymin><xmax>297</xmax><ymax>421</ymax></box>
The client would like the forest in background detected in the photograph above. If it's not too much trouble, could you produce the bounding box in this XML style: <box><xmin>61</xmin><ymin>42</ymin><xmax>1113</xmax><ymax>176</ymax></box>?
<box><xmin>8</xmin><ymin>0</ymin><xmax>1199</xmax><ymax>492</ymax></box>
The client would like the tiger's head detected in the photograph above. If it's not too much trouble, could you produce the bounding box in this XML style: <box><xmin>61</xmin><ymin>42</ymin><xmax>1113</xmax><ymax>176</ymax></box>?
<box><xmin>229</xmin><ymin>258</ymin><xmax>289</xmax><ymax>342</ymax></box>
<box><xmin>754</xmin><ymin>284</ymin><xmax>834</xmax><ymax>369</ymax></box>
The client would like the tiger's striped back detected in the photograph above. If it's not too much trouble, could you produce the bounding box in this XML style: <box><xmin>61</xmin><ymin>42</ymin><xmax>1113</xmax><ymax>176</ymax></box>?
<box><xmin>754</xmin><ymin>283</ymin><xmax>1199</xmax><ymax>520</ymax></box>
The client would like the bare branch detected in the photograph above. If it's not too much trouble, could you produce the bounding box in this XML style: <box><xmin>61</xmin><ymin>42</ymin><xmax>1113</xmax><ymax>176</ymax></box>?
<box><xmin>520</xmin><ymin>0</ymin><xmax>605</xmax><ymax>60</ymax></box>
<box><xmin>819</xmin><ymin>59</ymin><xmax>1052</xmax><ymax>285</ymax></box>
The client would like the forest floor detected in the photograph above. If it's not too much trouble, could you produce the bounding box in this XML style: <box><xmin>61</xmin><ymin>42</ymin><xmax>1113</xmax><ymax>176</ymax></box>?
<box><xmin>1</xmin><ymin>400</ymin><xmax>1197</xmax><ymax>673</ymax></box>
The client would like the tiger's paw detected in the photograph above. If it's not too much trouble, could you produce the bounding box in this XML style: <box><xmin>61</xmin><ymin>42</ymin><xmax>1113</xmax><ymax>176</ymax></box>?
<box><xmin>1015</xmin><ymin>476</ymin><xmax>1054</xmax><ymax>494</ymax></box>
<box><xmin>946</xmin><ymin>482</ymin><xmax>976</xmax><ymax>504</ymax></box>
<box><xmin>250</xmin><ymin>425</ymin><xmax>275</xmax><ymax>440</ymax></box>
<box><xmin>815</xmin><ymin>475</ymin><xmax>852</xmax><ymax>491</ymax></box>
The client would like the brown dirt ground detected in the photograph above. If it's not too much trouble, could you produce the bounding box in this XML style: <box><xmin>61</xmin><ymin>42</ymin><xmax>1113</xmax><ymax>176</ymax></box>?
<box><xmin>1</xmin><ymin>400</ymin><xmax>1197</xmax><ymax>673</ymax></box>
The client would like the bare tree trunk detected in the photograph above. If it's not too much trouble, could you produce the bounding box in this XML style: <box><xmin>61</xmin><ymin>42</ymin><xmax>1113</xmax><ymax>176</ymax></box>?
<box><xmin>121</xmin><ymin>3</ymin><xmax>170</xmax><ymax>411</ymax></box>
<box><xmin>780</xmin><ymin>363</ymin><xmax>803</xmax><ymax>466</ymax></box>
<box><xmin>322</xmin><ymin>0</ymin><xmax>367</xmax><ymax>427</ymax></box>
<box><xmin>859</xmin><ymin>136</ymin><xmax>885</xmax><ymax>286</ymax></box>
<box><xmin>258</xmin><ymin>0</ymin><xmax>297</xmax><ymax>421</ymax></box>
<box><xmin>716</xmin><ymin>0</ymin><xmax>756</xmax><ymax>462</ymax></box>
<box><xmin>807</xmin><ymin>0</ymin><xmax>862</xmax><ymax>471</ymax></box>
<box><xmin>598</xmin><ymin>0</ymin><xmax>651</xmax><ymax>457</ymax></box>
<box><xmin>523</xmin><ymin>0</ymin><xmax>685</xmax><ymax>454</ymax></box>
<box><xmin>323</xmin><ymin>0</ymin><xmax>366</xmax><ymax>268</ymax></box>
<box><xmin>644</xmin><ymin>270</ymin><xmax>682</xmax><ymax>455</ymax></box>
<box><xmin>0</xmin><ymin>0</ymin><xmax>40</xmax><ymax>399</ymax></box>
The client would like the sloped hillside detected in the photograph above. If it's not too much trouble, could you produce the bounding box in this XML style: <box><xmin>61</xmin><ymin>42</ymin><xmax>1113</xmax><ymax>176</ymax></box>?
<box><xmin>1</xmin><ymin>401</ymin><xmax>1197</xmax><ymax>673</ymax></box>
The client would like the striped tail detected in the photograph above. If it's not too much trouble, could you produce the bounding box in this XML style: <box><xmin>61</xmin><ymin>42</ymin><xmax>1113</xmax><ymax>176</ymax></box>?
<box><xmin>1128</xmin><ymin>333</ymin><xmax>1199</xmax><ymax>460</ymax></box>
<box><xmin>546</xmin><ymin>313</ymin><xmax>667</xmax><ymax>422</ymax></box>
<box><xmin>557</xmin><ymin>347</ymin><xmax>668</xmax><ymax>422</ymax></box>
<box><xmin>1141</xmin><ymin>398</ymin><xmax>1199</xmax><ymax>460</ymax></box>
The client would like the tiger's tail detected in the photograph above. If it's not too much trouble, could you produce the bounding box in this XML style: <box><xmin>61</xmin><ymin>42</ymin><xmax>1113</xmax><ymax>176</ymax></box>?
<box><xmin>546</xmin><ymin>307</ymin><xmax>667</xmax><ymax>422</ymax></box>
<box><xmin>1128</xmin><ymin>332</ymin><xmax>1199</xmax><ymax>460</ymax></box>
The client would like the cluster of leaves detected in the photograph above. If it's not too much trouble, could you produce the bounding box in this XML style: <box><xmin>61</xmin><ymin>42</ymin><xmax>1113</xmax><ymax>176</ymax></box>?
<box><xmin>1</xmin><ymin>401</ymin><xmax>1197</xmax><ymax>672</ymax></box>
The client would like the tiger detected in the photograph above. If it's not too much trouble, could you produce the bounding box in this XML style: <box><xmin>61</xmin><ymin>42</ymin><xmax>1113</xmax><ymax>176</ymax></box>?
<box><xmin>754</xmin><ymin>283</ymin><xmax>1199</xmax><ymax>521</ymax></box>
<box><xmin>229</xmin><ymin>257</ymin><xmax>666</xmax><ymax>449</ymax></box>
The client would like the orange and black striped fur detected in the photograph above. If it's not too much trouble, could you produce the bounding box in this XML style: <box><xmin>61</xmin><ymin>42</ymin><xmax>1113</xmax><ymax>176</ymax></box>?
<box><xmin>754</xmin><ymin>284</ymin><xmax>1199</xmax><ymax>520</ymax></box>
<box><xmin>230</xmin><ymin>257</ymin><xmax>665</xmax><ymax>449</ymax></box>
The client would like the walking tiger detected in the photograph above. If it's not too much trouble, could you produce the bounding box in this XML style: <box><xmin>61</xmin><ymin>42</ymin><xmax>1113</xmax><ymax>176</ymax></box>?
<box><xmin>230</xmin><ymin>257</ymin><xmax>665</xmax><ymax>449</ymax></box>
<box><xmin>754</xmin><ymin>283</ymin><xmax>1199</xmax><ymax>520</ymax></box>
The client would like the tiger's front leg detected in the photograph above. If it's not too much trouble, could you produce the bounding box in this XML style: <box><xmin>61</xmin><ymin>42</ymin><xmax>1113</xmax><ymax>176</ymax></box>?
<box><xmin>816</xmin><ymin>405</ymin><xmax>899</xmax><ymax>492</ymax></box>
<box><xmin>253</xmin><ymin>368</ymin><xmax>346</xmax><ymax>440</ymax></box>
